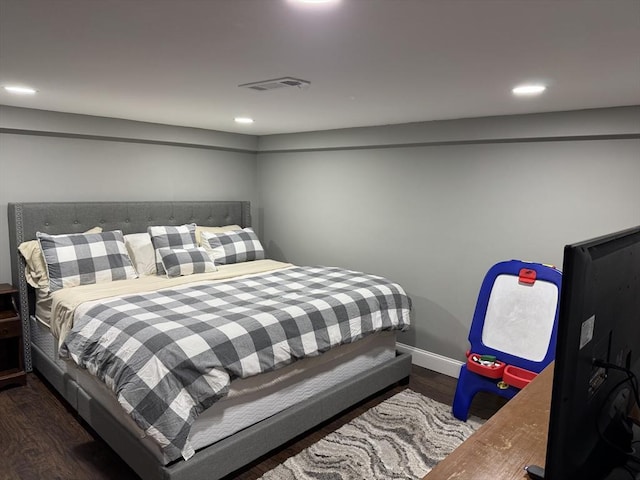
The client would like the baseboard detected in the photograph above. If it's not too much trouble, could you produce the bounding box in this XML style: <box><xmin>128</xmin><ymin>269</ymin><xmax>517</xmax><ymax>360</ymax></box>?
<box><xmin>397</xmin><ymin>343</ymin><xmax>464</xmax><ymax>379</ymax></box>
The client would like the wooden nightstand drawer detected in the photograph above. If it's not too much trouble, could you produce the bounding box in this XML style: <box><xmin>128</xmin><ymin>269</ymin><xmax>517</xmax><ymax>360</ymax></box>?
<box><xmin>0</xmin><ymin>318</ymin><xmax>21</xmax><ymax>338</ymax></box>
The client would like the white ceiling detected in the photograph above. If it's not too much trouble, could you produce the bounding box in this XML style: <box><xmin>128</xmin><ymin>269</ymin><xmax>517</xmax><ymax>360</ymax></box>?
<box><xmin>1</xmin><ymin>0</ymin><xmax>639</xmax><ymax>136</ymax></box>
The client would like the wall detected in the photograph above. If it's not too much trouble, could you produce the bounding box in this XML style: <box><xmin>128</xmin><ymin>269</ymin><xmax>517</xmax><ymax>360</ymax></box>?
<box><xmin>2</xmin><ymin>105</ymin><xmax>639</xmax><ymax>374</ymax></box>
<box><xmin>257</xmin><ymin>107</ymin><xmax>640</xmax><ymax>373</ymax></box>
<box><xmin>0</xmin><ymin>106</ymin><xmax>258</xmax><ymax>284</ymax></box>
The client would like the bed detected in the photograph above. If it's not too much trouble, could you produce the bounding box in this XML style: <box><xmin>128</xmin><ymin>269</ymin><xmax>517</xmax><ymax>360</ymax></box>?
<box><xmin>7</xmin><ymin>200</ymin><xmax>412</xmax><ymax>480</ymax></box>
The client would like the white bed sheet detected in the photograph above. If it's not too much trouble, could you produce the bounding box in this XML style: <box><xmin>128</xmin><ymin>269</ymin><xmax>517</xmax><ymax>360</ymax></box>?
<box><xmin>35</xmin><ymin>288</ymin><xmax>53</xmax><ymax>326</ymax></box>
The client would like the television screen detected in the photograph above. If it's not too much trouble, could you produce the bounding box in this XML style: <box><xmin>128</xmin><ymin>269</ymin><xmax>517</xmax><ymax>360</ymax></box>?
<box><xmin>544</xmin><ymin>225</ymin><xmax>640</xmax><ymax>479</ymax></box>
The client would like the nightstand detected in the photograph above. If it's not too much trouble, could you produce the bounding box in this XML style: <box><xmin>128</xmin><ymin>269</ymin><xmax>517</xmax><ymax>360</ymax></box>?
<box><xmin>0</xmin><ymin>283</ymin><xmax>27</xmax><ymax>388</ymax></box>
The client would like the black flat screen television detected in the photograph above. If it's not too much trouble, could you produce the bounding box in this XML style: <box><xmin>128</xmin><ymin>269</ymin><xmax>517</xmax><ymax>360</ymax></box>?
<box><xmin>543</xmin><ymin>225</ymin><xmax>640</xmax><ymax>479</ymax></box>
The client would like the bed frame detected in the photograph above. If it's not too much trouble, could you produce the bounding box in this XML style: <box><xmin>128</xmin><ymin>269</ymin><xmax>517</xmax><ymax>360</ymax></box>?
<box><xmin>7</xmin><ymin>201</ymin><xmax>411</xmax><ymax>480</ymax></box>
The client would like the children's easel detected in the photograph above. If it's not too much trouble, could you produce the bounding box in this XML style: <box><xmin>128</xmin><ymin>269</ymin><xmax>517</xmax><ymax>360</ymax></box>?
<box><xmin>452</xmin><ymin>259</ymin><xmax>562</xmax><ymax>421</ymax></box>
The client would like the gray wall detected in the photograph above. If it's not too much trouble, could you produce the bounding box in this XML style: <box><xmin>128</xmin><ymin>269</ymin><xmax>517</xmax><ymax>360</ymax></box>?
<box><xmin>0</xmin><ymin>106</ymin><xmax>258</xmax><ymax>284</ymax></box>
<box><xmin>257</xmin><ymin>107</ymin><xmax>640</xmax><ymax>361</ymax></box>
<box><xmin>1</xmin><ymin>105</ymin><xmax>639</xmax><ymax>364</ymax></box>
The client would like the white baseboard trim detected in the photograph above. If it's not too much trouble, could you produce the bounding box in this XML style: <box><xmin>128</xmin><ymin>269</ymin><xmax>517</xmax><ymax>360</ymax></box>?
<box><xmin>397</xmin><ymin>343</ymin><xmax>464</xmax><ymax>379</ymax></box>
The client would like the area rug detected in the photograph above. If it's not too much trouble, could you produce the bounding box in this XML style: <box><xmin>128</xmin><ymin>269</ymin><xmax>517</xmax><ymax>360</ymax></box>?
<box><xmin>260</xmin><ymin>389</ymin><xmax>483</xmax><ymax>480</ymax></box>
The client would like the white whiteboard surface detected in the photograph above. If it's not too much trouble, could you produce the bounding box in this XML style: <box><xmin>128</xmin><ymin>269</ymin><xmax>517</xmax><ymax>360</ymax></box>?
<box><xmin>481</xmin><ymin>274</ymin><xmax>558</xmax><ymax>362</ymax></box>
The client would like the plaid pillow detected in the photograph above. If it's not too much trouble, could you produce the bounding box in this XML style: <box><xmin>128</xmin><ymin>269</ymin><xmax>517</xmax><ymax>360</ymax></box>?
<box><xmin>158</xmin><ymin>247</ymin><xmax>217</xmax><ymax>278</ymax></box>
<box><xmin>37</xmin><ymin>230</ymin><xmax>138</xmax><ymax>292</ymax></box>
<box><xmin>201</xmin><ymin>227</ymin><xmax>265</xmax><ymax>265</ymax></box>
<box><xmin>148</xmin><ymin>224</ymin><xmax>197</xmax><ymax>275</ymax></box>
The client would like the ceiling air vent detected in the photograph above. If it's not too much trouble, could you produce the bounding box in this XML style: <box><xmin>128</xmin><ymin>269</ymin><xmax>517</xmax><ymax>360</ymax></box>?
<box><xmin>239</xmin><ymin>77</ymin><xmax>311</xmax><ymax>92</ymax></box>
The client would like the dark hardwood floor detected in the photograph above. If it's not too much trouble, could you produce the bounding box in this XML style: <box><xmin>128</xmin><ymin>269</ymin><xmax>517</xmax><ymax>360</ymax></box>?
<box><xmin>0</xmin><ymin>367</ymin><xmax>506</xmax><ymax>480</ymax></box>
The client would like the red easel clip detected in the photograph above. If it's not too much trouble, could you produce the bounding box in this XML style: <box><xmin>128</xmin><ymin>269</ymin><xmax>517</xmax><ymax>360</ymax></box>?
<box><xmin>519</xmin><ymin>268</ymin><xmax>536</xmax><ymax>285</ymax></box>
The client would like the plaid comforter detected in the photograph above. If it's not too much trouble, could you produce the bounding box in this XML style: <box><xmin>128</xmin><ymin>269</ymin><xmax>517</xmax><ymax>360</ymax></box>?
<box><xmin>59</xmin><ymin>266</ymin><xmax>411</xmax><ymax>461</ymax></box>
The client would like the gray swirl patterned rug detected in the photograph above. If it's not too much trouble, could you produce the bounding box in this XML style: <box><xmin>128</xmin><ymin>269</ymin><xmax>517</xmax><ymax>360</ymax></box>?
<box><xmin>260</xmin><ymin>389</ymin><xmax>483</xmax><ymax>480</ymax></box>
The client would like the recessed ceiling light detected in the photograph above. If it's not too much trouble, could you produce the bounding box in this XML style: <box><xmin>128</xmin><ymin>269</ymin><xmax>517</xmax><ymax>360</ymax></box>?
<box><xmin>3</xmin><ymin>85</ymin><xmax>37</xmax><ymax>95</ymax></box>
<box><xmin>288</xmin><ymin>0</ymin><xmax>341</xmax><ymax>5</ymax></box>
<box><xmin>512</xmin><ymin>84</ymin><xmax>547</xmax><ymax>96</ymax></box>
<box><xmin>234</xmin><ymin>117</ymin><xmax>254</xmax><ymax>124</ymax></box>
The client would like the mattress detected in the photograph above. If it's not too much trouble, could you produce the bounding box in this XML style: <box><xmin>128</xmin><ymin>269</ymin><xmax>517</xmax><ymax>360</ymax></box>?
<box><xmin>30</xmin><ymin>316</ymin><xmax>396</xmax><ymax>464</ymax></box>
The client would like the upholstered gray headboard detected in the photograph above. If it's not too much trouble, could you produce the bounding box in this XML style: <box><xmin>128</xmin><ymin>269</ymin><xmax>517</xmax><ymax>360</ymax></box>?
<box><xmin>7</xmin><ymin>200</ymin><xmax>251</xmax><ymax>371</ymax></box>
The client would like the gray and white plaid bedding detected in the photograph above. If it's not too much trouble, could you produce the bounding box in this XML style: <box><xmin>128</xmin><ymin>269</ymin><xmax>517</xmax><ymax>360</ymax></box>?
<box><xmin>59</xmin><ymin>266</ymin><xmax>411</xmax><ymax>461</ymax></box>
<box><xmin>201</xmin><ymin>227</ymin><xmax>265</xmax><ymax>265</ymax></box>
<box><xmin>148</xmin><ymin>223</ymin><xmax>198</xmax><ymax>275</ymax></box>
<box><xmin>38</xmin><ymin>230</ymin><xmax>138</xmax><ymax>292</ymax></box>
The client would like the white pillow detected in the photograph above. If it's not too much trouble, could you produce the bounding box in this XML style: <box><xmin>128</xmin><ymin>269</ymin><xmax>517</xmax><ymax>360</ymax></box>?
<box><xmin>124</xmin><ymin>232</ymin><xmax>157</xmax><ymax>276</ymax></box>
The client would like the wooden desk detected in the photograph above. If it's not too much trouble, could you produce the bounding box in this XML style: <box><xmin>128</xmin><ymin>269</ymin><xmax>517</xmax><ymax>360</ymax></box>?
<box><xmin>426</xmin><ymin>363</ymin><xmax>553</xmax><ymax>480</ymax></box>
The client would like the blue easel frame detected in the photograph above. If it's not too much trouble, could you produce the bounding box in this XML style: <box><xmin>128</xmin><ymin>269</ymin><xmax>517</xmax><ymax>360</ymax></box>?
<box><xmin>452</xmin><ymin>259</ymin><xmax>562</xmax><ymax>421</ymax></box>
